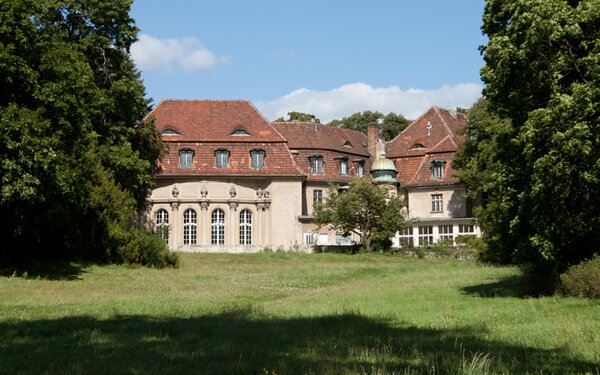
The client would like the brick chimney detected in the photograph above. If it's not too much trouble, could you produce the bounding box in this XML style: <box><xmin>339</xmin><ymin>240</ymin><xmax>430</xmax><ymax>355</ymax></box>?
<box><xmin>367</xmin><ymin>122</ymin><xmax>379</xmax><ymax>159</ymax></box>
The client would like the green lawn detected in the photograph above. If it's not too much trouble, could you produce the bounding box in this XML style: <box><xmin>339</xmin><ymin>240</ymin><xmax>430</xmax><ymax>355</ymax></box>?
<box><xmin>0</xmin><ymin>253</ymin><xmax>598</xmax><ymax>374</ymax></box>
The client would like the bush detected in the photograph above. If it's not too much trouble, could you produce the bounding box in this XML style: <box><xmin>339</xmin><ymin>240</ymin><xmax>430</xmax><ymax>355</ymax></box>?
<box><xmin>559</xmin><ymin>255</ymin><xmax>600</xmax><ymax>298</ymax></box>
<box><xmin>116</xmin><ymin>229</ymin><xmax>179</xmax><ymax>268</ymax></box>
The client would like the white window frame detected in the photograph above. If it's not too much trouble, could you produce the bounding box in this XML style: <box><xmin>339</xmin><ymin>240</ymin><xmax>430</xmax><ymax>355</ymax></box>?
<box><xmin>339</xmin><ymin>158</ymin><xmax>348</xmax><ymax>175</ymax></box>
<box><xmin>418</xmin><ymin>225</ymin><xmax>434</xmax><ymax>246</ymax></box>
<box><xmin>458</xmin><ymin>224</ymin><xmax>476</xmax><ymax>235</ymax></box>
<box><xmin>179</xmin><ymin>149</ymin><xmax>194</xmax><ymax>168</ymax></box>
<box><xmin>211</xmin><ymin>209</ymin><xmax>225</xmax><ymax>245</ymax></box>
<box><xmin>215</xmin><ymin>149</ymin><xmax>229</xmax><ymax>168</ymax></box>
<box><xmin>251</xmin><ymin>150</ymin><xmax>265</xmax><ymax>169</ymax></box>
<box><xmin>431</xmin><ymin>193</ymin><xmax>443</xmax><ymax>213</ymax></box>
<box><xmin>183</xmin><ymin>209</ymin><xmax>197</xmax><ymax>245</ymax></box>
<box><xmin>313</xmin><ymin>189</ymin><xmax>323</xmax><ymax>206</ymax></box>
<box><xmin>398</xmin><ymin>226</ymin><xmax>413</xmax><ymax>247</ymax></box>
<box><xmin>356</xmin><ymin>161</ymin><xmax>365</xmax><ymax>177</ymax></box>
<box><xmin>431</xmin><ymin>161</ymin><xmax>446</xmax><ymax>179</ymax></box>
<box><xmin>310</xmin><ymin>156</ymin><xmax>324</xmax><ymax>174</ymax></box>
<box><xmin>438</xmin><ymin>224</ymin><xmax>454</xmax><ymax>243</ymax></box>
<box><xmin>155</xmin><ymin>209</ymin><xmax>169</xmax><ymax>242</ymax></box>
<box><xmin>239</xmin><ymin>209</ymin><xmax>252</xmax><ymax>245</ymax></box>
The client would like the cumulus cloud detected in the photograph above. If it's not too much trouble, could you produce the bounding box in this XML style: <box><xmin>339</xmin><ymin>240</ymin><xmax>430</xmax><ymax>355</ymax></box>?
<box><xmin>131</xmin><ymin>34</ymin><xmax>230</xmax><ymax>72</ymax></box>
<box><xmin>256</xmin><ymin>82</ymin><xmax>483</xmax><ymax>122</ymax></box>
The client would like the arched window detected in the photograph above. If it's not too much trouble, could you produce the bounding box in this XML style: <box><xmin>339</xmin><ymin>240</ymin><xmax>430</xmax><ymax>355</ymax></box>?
<box><xmin>155</xmin><ymin>209</ymin><xmax>169</xmax><ymax>242</ymax></box>
<box><xmin>183</xmin><ymin>209</ymin><xmax>197</xmax><ymax>245</ymax></box>
<box><xmin>211</xmin><ymin>209</ymin><xmax>225</xmax><ymax>245</ymax></box>
<box><xmin>239</xmin><ymin>209</ymin><xmax>252</xmax><ymax>245</ymax></box>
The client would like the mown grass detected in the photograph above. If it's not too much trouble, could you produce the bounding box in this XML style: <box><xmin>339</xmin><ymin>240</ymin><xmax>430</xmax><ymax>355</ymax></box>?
<box><xmin>0</xmin><ymin>252</ymin><xmax>598</xmax><ymax>374</ymax></box>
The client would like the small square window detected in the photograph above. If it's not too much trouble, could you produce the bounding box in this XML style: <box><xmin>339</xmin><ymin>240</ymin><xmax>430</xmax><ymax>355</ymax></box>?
<box><xmin>251</xmin><ymin>150</ymin><xmax>265</xmax><ymax>168</ymax></box>
<box><xmin>215</xmin><ymin>150</ymin><xmax>229</xmax><ymax>168</ymax></box>
<box><xmin>431</xmin><ymin>160</ymin><xmax>446</xmax><ymax>179</ymax></box>
<box><xmin>339</xmin><ymin>159</ymin><xmax>348</xmax><ymax>175</ymax></box>
<box><xmin>313</xmin><ymin>190</ymin><xmax>323</xmax><ymax>206</ymax></box>
<box><xmin>179</xmin><ymin>149</ymin><xmax>194</xmax><ymax>168</ymax></box>
<box><xmin>432</xmin><ymin>194</ymin><xmax>443</xmax><ymax>212</ymax></box>
<box><xmin>356</xmin><ymin>161</ymin><xmax>365</xmax><ymax>177</ymax></box>
<box><xmin>310</xmin><ymin>156</ymin><xmax>324</xmax><ymax>174</ymax></box>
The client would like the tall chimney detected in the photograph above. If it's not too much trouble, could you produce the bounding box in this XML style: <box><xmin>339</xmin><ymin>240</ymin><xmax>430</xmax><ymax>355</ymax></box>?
<box><xmin>367</xmin><ymin>122</ymin><xmax>379</xmax><ymax>159</ymax></box>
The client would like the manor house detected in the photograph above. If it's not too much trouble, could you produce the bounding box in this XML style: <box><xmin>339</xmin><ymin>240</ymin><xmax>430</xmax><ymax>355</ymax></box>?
<box><xmin>147</xmin><ymin>100</ymin><xmax>480</xmax><ymax>252</ymax></box>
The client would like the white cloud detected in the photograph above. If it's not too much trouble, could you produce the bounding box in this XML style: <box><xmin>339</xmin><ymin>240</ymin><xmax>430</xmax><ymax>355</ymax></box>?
<box><xmin>131</xmin><ymin>34</ymin><xmax>230</xmax><ymax>72</ymax></box>
<box><xmin>256</xmin><ymin>82</ymin><xmax>483</xmax><ymax>122</ymax></box>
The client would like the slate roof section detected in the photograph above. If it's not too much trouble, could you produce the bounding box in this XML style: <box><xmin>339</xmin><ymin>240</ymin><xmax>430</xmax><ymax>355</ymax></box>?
<box><xmin>386</xmin><ymin>106</ymin><xmax>466</xmax><ymax>158</ymax></box>
<box><xmin>272</xmin><ymin>122</ymin><xmax>370</xmax><ymax>157</ymax></box>
<box><xmin>273</xmin><ymin>122</ymin><xmax>372</xmax><ymax>182</ymax></box>
<box><xmin>151</xmin><ymin>100</ymin><xmax>303</xmax><ymax>177</ymax></box>
<box><xmin>386</xmin><ymin>106</ymin><xmax>467</xmax><ymax>187</ymax></box>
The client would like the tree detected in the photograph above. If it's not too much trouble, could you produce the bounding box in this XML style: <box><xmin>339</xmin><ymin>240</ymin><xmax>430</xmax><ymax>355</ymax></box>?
<box><xmin>329</xmin><ymin>111</ymin><xmax>410</xmax><ymax>140</ymax></box>
<box><xmin>457</xmin><ymin>0</ymin><xmax>600</xmax><ymax>284</ymax></box>
<box><xmin>0</xmin><ymin>0</ymin><xmax>166</xmax><ymax>264</ymax></box>
<box><xmin>314</xmin><ymin>178</ymin><xmax>405</xmax><ymax>252</ymax></box>
<box><xmin>275</xmin><ymin>111</ymin><xmax>319</xmax><ymax>123</ymax></box>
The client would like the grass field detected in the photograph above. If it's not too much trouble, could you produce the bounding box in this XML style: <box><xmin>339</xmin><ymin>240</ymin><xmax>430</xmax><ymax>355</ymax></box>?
<box><xmin>0</xmin><ymin>252</ymin><xmax>599</xmax><ymax>374</ymax></box>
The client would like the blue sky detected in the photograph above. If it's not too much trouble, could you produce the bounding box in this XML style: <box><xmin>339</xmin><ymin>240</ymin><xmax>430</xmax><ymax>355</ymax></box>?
<box><xmin>130</xmin><ymin>1</ymin><xmax>487</xmax><ymax>121</ymax></box>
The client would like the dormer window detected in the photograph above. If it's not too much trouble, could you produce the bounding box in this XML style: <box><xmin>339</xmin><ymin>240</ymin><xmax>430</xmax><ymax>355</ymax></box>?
<box><xmin>310</xmin><ymin>156</ymin><xmax>324</xmax><ymax>174</ymax></box>
<box><xmin>431</xmin><ymin>160</ymin><xmax>446</xmax><ymax>179</ymax></box>
<box><xmin>343</xmin><ymin>141</ymin><xmax>353</xmax><ymax>148</ymax></box>
<box><xmin>339</xmin><ymin>158</ymin><xmax>348</xmax><ymax>175</ymax></box>
<box><xmin>251</xmin><ymin>149</ymin><xmax>265</xmax><ymax>168</ymax></box>
<box><xmin>231</xmin><ymin>129</ymin><xmax>251</xmax><ymax>136</ymax></box>
<box><xmin>162</xmin><ymin>128</ymin><xmax>180</xmax><ymax>136</ymax></box>
<box><xmin>215</xmin><ymin>149</ymin><xmax>229</xmax><ymax>168</ymax></box>
<box><xmin>410</xmin><ymin>143</ymin><xmax>425</xmax><ymax>150</ymax></box>
<box><xmin>179</xmin><ymin>149</ymin><xmax>194</xmax><ymax>168</ymax></box>
<box><xmin>356</xmin><ymin>160</ymin><xmax>365</xmax><ymax>177</ymax></box>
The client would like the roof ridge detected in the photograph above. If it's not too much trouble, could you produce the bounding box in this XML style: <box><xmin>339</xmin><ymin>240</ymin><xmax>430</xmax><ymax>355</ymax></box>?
<box><xmin>433</xmin><ymin>106</ymin><xmax>457</xmax><ymax>139</ymax></box>
<box><xmin>408</xmin><ymin>155</ymin><xmax>429</xmax><ymax>185</ymax></box>
<box><xmin>386</xmin><ymin>106</ymin><xmax>436</xmax><ymax>145</ymax></box>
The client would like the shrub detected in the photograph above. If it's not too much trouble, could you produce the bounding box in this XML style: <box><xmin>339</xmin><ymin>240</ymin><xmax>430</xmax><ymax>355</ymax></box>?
<box><xmin>559</xmin><ymin>255</ymin><xmax>600</xmax><ymax>298</ymax></box>
<box><xmin>116</xmin><ymin>229</ymin><xmax>179</xmax><ymax>268</ymax></box>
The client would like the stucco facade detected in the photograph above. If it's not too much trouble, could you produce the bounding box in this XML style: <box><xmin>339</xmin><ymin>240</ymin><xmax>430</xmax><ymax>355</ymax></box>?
<box><xmin>146</xmin><ymin>100</ymin><xmax>479</xmax><ymax>252</ymax></box>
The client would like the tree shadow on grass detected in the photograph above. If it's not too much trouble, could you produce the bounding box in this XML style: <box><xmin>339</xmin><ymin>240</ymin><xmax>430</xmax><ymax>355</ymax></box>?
<box><xmin>461</xmin><ymin>275</ymin><xmax>522</xmax><ymax>298</ymax></box>
<box><xmin>0</xmin><ymin>260</ymin><xmax>87</xmax><ymax>281</ymax></box>
<box><xmin>0</xmin><ymin>309</ymin><xmax>596</xmax><ymax>374</ymax></box>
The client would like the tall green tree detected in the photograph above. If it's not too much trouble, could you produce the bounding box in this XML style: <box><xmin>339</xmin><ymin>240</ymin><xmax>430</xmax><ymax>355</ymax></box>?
<box><xmin>314</xmin><ymin>178</ymin><xmax>405</xmax><ymax>252</ymax></box>
<box><xmin>457</xmin><ymin>0</ymin><xmax>600</xmax><ymax>282</ymax></box>
<box><xmin>0</xmin><ymin>0</ymin><xmax>165</xmax><ymax>263</ymax></box>
<box><xmin>329</xmin><ymin>111</ymin><xmax>410</xmax><ymax>140</ymax></box>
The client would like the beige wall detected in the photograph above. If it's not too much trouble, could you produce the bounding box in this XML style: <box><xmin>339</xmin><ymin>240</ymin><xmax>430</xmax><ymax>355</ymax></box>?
<box><xmin>405</xmin><ymin>186</ymin><xmax>467</xmax><ymax>219</ymax></box>
<box><xmin>148</xmin><ymin>177</ymin><xmax>305</xmax><ymax>252</ymax></box>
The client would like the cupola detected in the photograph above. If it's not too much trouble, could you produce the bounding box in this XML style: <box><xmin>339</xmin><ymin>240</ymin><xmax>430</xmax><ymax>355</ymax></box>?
<box><xmin>370</xmin><ymin>152</ymin><xmax>397</xmax><ymax>184</ymax></box>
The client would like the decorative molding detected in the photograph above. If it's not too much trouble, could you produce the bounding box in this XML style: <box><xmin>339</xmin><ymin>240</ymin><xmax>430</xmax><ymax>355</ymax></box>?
<box><xmin>171</xmin><ymin>185</ymin><xmax>179</xmax><ymax>198</ymax></box>
<box><xmin>200</xmin><ymin>201</ymin><xmax>209</xmax><ymax>210</ymax></box>
<box><xmin>170</xmin><ymin>202</ymin><xmax>179</xmax><ymax>210</ymax></box>
<box><xmin>229</xmin><ymin>202</ymin><xmax>238</xmax><ymax>210</ymax></box>
<box><xmin>229</xmin><ymin>185</ymin><xmax>237</xmax><ymax>198</ymax></box>
<box><xmin>200</xmin><ymin>185</ymin><xmax>208</xmax><ymax>198</ymax></box>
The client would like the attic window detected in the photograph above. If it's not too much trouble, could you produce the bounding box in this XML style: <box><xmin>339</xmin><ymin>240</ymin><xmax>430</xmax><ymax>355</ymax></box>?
<box><xmin>410</xmin><ymin>143</ymin><xmax>425</xmax><ymax>150</ymax></box>
<box><xmin>343</xmin><ymin>141</ymin><xmax>353</xmax><ymax>148</ymax></box>
<box><xmin>431</xmin><ymin>160</ymin><xmax>446</xmax><ymax>179</ymax></box>
<box><xmin>231</xmin><ymin>129</ymin><xmax>251</xmax><ymax>136</ymax></box>
<box><xmin>162</xmin><ymin>128</ymin><xmax>180</xmax><ymax>136</ymax></box>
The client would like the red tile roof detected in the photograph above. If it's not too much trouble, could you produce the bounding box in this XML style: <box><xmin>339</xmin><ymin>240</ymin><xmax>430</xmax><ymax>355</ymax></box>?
<box><xmin>273</xmin><ymin>122</ymin><xmax>371</xmax><ymax>181</ymax></box>
<box><xmin>148</xmin><ymin>100</ymin><xmax>286</xmax><ymax>142</ymax></box>
<box><xmin>272</xmin><ymin>122</ymin><xmax>370</xmax><ymax>157</ymax></box>
<box><xmin>386</xmin><ymin>107</ymin><xmax>467</xmax><ymax>187</ymax></box>
<box><xmin>386</xmin><ymin>106</ymin><xmax>466</xmax><ymax>158</ymax></box>
<box><xmin>151</xmin><ymin>100</ymin><xmax>303</xmax><ymax>177</ymax></box>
